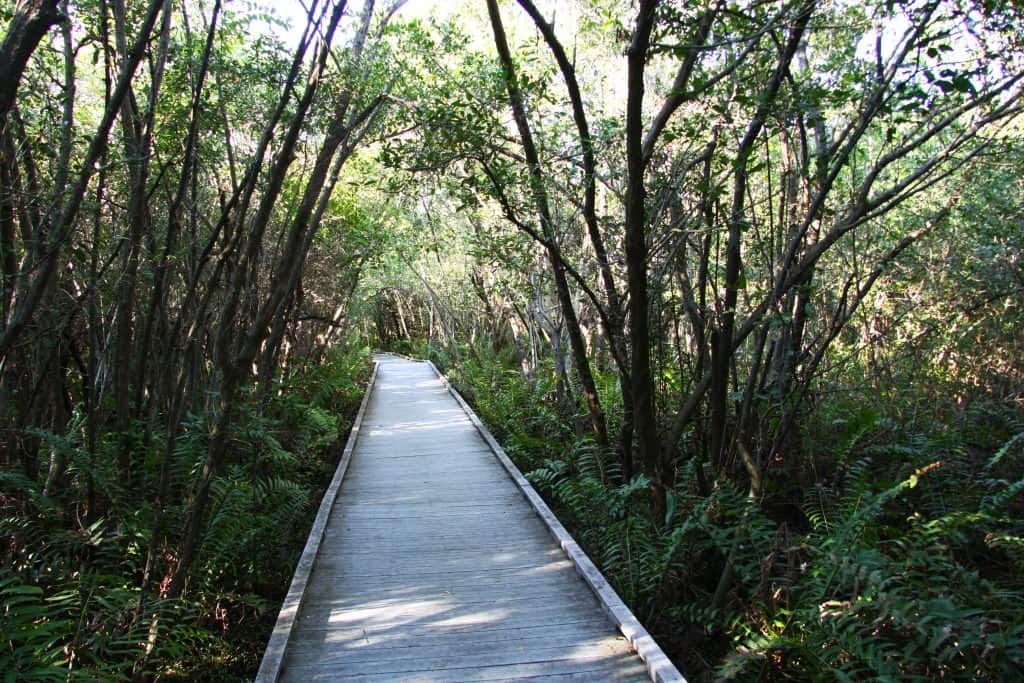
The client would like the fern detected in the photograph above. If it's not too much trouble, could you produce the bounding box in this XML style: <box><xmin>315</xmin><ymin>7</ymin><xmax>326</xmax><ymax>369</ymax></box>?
<box><xmin>0</xmin><ymin>347</ymin><xmax>371</xmax><ymax>679</ymax></box>
<box><xmin>0</xmin><ymin>576</ymin><xmax>71</xmax><ymax>681</ymax></box>
<box><xmin>724</xmin><ymin>435</ymin><xmax>1024</xmax><ymax>681</ymax></box>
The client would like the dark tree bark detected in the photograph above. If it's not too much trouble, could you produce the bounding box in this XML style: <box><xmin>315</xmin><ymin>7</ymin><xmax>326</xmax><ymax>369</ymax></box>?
<box><xmin>167</xmin><ymin>0</ymin><xmax>398</xmax><ymax>599</ymax></box>
<box><xmin>165</xmin><ymin>0</ymin><xmax>352</xmax><ymax>599</ymax></box>
<box><xmin>0</xmin><ymin>0</ymin><xmax>62</xmax><ymax>122</ymax></box>
<box><xmin>485</xmin><ymin>0</ymin><xmax>608</xmax><ymax>447</ymax></box>
<box><xmin>623</xmin><ymin>0</ymin><xmax>661</xmax><ymax>491</ymax></box>
<box><xmin>110</xmin><ymin>0</ymin><xmax>168</xmax><ymax>484</ymax></box>
<box><xmin>0</xmin><ymin>0</ymin><xmax>165</xmax><ymax>364</ymax></box>
<box><xmin>513</xmin><ymin>0</ymin><xmax>631</xmax><ymax>473</ymax></box>
<box><xmin>708</xmin><ymin>3</ymin><xmax>813</xmax><ymax>468</ymax></box>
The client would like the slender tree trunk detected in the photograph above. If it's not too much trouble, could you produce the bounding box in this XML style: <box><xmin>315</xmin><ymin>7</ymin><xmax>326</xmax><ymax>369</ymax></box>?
<box><xmin>0</xmin><ymin>0</ymin><xmax>165</xmax><ymax>363</ymax></box>
<box><xmin>624</xmin><ymin>0</ymin><xmax>661</xmax><ymax>494</ymax></box>
<box><xmin>709</xmin><ymin>4</ymin><xmax>813</xmax><ymax>470</ymax></box>
<box><xmin>485</xmin><ymin>0</ymin><xmax>608</xmax><ymax>446</ymax></box>
<box><xmin>0</xmin><ymin>0</ymin><xmax>62</xmax><ymax>121</ymax></box>
<box><xmin>513</xmin><ymin>0</ymin><xmax>632</xmax><ymax>470</ymax></box>
<box><xmin>167</xmin><ymin>0</ymin><xmax>398</xmax><ymax>598</ymax></box>
<box><xmin>165</xmin><ymin>373</ymin><xmax>238</xmax><ymax>600</ymax></box>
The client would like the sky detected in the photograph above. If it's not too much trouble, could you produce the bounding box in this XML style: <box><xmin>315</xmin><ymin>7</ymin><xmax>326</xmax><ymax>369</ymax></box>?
<box><xmin>265</xmin><ymin>0</ymin><xmax>456</xmax><ymax>47</ymax></box>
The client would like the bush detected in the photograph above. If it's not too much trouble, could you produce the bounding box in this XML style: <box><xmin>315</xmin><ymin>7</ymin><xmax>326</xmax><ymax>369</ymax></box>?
<box><xmin>446</xmin><ymin>347</ymin><xmax>1024</xmax><ymax>681</ymax></box>
<box><xmin>0</xmin><ymin>347</ymin><xmax>372</xmax><ymax>680</ymax></box>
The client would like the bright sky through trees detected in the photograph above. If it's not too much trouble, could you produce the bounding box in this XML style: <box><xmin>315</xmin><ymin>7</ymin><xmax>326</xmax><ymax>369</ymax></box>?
<box><xmin>1</xmin><ymin>0</ymin><xmax>1021</xmax><ymax>679</ymax></box>
<box><xmin>260</xmin><ymin>0</ymin><xmax>456</xmax><ymax>46</ymax></box>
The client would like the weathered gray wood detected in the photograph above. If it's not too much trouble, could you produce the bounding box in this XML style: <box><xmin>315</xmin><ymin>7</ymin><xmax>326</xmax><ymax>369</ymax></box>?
<box><xmin>292</xmin><ymin>627</ymin><xmax>616</xmax><ymax>655</ymax></box>
<box><xmin>261</xmin><ymin>353</ymin><xmax>681</xmax><ymax>682</ymax></box>
<box><xmin>287</xmin><ymin>615</ymin><xmax>611</xmax><ymax>640</ymax></box>
<box><xmin>282</xmin><ymin>655</ymin><xmax>652</xmax><ymax>682</ymax></box>
<box><xmin>255</xmin><ymin>360</ymin><xmax>380</xmax><ymax>683</ymax></box>
<box><xmin>427</xmin><ymin>359</ymin><xmax>686</xmax><ymax>683</ymax></box>
<box><xmin>285</xmin><ymin>636</ymin><xmax>639</xmax><ymax>675</ymax></box>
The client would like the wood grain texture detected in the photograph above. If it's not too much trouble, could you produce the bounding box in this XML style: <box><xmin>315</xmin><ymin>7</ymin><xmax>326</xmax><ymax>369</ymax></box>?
<box><xmin>426</xmin><ymin>360</ymin><xmax>686</xmax><ymax>683</ymax></box>
<box><xmin>255</xmin><ymin>360</ymin><xmax>380</xmax><ymax>683</ymax></box>
<box><xmin>263</xmin><ymin>353</ymin><xmax>682</xmax><ymax>682</ymax></box>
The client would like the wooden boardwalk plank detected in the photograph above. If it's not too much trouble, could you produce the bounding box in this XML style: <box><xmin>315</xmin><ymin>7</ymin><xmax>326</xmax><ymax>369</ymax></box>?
<box><xmin>258</xmin><ymin>354</ymin><xmax>683</xmax><ymax>682</ymax></box>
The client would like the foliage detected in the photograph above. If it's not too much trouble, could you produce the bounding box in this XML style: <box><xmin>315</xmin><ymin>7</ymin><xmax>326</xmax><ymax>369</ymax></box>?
<box><xmin>0</xmin><ymin>348</ymin><xmax>371</xmax><ymax>680</ymax></box>
<box><xmin>446</xmin><ymin>348</ymin><xmax>570</xmax><ymax>470</ymax></box>
<box><xmin>719</xmin><ymin>427</ymin><xmax>1024</xmax><ymax>680</ymax></box>
<box><xmin>3</xmin><ymin>0</ymin><xmax>1024</xmax><ymax>678</ymax></box>
<box><xmin>447</xmin><ymin>346</ymin><xmax>1024</xmax><ymax>681</ymax></box>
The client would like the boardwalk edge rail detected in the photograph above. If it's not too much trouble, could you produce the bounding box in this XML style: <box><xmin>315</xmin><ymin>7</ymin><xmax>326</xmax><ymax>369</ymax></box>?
<box><xmin>426</xmin><ymin>360</ymin><xmax>688</xmax><ymax>683</ymax></box>
<box><xmin>255</xmin><ymin>360</ymin><xmax>380</xmax><ymax>683</ymax></box>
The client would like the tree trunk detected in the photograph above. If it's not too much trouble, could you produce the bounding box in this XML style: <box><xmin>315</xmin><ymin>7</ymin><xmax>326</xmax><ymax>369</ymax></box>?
<box><xmin>708</xmin><ymin>4</ymin><xmax>813</xmax><ymax>471</ymax></box>
<box><xmin>485</xmin><ymin>0</ymin><xmax>608</xmax><ymax>446</ymax></box>
<box><xmin>0</xmin><ymin>0</ymin><xmax>62</xmax><ymax>121</ymax></box>
<box><xmin>624</xmin><ymin>0</ymin><xmax>661</xmax><ymax>494</ymax></box>
<box><xmin>0</xmin><ymin>0</ymin><xmax>165</xmax><ymax>363</ymax></box>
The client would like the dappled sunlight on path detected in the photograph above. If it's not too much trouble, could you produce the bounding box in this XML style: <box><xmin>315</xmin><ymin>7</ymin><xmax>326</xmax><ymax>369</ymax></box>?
<box><xmin>268</xmin><ymin>354</ymin><xmax>671</xmax><ymax>681</ymax></box>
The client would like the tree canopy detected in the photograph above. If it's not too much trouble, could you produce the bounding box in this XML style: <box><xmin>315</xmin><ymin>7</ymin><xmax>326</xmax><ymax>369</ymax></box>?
<box><xmin>2</xmin><ymin>0</ymin><xmax>1023</xmax><ymax>679</ymax></box>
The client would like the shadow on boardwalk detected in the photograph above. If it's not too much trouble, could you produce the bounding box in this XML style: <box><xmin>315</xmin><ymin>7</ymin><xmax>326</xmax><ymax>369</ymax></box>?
<box><xmin>261</xmin><ymin>354</ymin><xmax>683</xmax><ymax>682</ymax></box>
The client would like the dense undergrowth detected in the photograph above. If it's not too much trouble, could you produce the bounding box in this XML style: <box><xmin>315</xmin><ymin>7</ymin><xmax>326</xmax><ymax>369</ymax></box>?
<box><xmin>414</xmin><ymin>340</ymin><xmax>1024</xmax><ymax>681</ymax></box>
<box><xmin>1</xmin><ymin>348</ymin><xmax>371</xmax><ymax>681</ymax></box>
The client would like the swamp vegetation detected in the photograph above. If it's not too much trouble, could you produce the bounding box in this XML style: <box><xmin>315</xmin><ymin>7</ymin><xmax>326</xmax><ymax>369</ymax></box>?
<box><xmin>1</xmin><ymin>0</ymin><xmax>1023</xmax><ymax>679</ymax></box>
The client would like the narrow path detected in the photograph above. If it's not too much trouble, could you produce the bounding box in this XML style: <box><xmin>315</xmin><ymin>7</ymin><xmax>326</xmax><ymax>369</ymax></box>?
<box><xmin>263</xmin><ymin>354</ymin><xmax>682</xmax><ymax>681</ymax></box>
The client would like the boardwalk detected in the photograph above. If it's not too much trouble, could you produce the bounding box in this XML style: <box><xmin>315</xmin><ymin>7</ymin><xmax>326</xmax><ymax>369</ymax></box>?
<box><xmin>258</xmin><ymin>354</ymin><xmax>683</xmax><ymax>682</ymax></box>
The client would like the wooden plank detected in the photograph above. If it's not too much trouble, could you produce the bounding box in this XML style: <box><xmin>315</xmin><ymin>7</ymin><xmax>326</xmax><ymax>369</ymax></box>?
<box><xmin>293</xmin><ymin>594</ymin><xmax>607</xmax><ymax>628</ymax></box>
<box><xmin>285</xmin><ymin>613</ymin><xmax>612</xmax><ymax>640</ymax></box>
<box><xmin>324</xmin><ymin>539</ymin><xmax>564</xmax><ymax>556</ymax></box>
<box><xmin>281</xmin><ymin>665</ymin><xmax>650</xmax><ymax>683</ymax></box>
<box><xmin>265</xmin><ymin>356</ymin><xmax>679</xmax><ymax>682</ymax></box>
<box><xmin>285</xmin><ymin>619</ymin><xmax>614</xmax><ymax>654</ymax></box>
<box><xmin>299</xmin><ymin>562</ymin><xmax>581</xmax><ymax>592</ymax></box>
<box><xmin>339</xmin><ymin>471</ymin><xmax>510</xmax><ymax>486</ymax></box>
<box><xmin>330</xmin><ymin>503</ymin><xmax>522</xmax><ymax>518</ymax></box>
<box><xmin>284</xmin><ymin>635</ymin><xmax>636</xmax><ymax>675</ymax></box>
<box><xmin>320</xmin><ymin>523</ymin><xmax>548</xmax><ymax>541</ymax></box>
<box><xmin>305</xmin><ymin>558</ymin><xmax>577</xmax><ymax>580</ymax></box>
<box><xmin>254</xmin><ymin>360</ymin><xmax>380</xmax><ymax>683</ymax></box>
<box><xmin>426</xmin><ymin>359</ymin><xmax>687</xmax><ymax>683</ymax></box>
<box><xmin>282</xmin><ymin>649</ymin><xmax>651</xmax><ymax>682</ymax></box>
<box><xmin>315</xmin><ymin>530</ymin><xmax>547</xmax><ymax>549</ymax></box>
<box><xmin>340</xmin><ymin>493</ymin><xmax>524</xmax><ymax>506</ymax></box>
<box><xmin>294</xmin><ymin>582</ymin><xmax>600</xmax><ymax>614</ymax></box>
